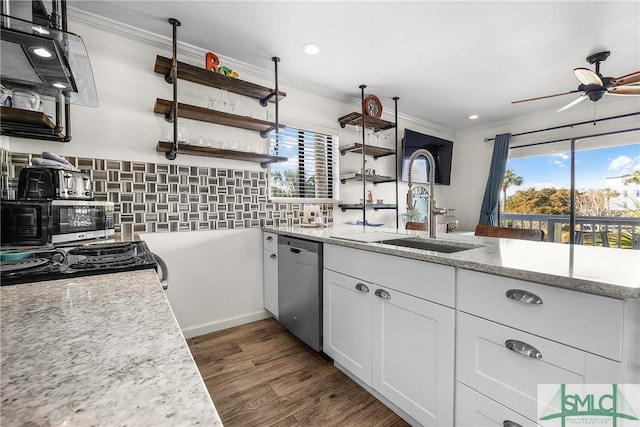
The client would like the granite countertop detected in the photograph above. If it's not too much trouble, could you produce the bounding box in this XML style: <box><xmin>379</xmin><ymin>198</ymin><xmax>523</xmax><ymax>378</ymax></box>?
<box><xmin>264</xmin><ymin>224</ymin><xmax>640</xmax><ymax>299</ymax></box>
<box><xmin>0</xmin><ymin>269</ymin><xmax>222</xmax><ymax>426</ymax></box>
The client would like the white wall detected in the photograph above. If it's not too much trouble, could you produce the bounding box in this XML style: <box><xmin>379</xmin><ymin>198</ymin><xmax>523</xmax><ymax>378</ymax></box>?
<box><xmin>5</xmin><ymin>11</ymin><xmax>637</xmax><ymax>336</ymax></box>
<box><xmin>140</xmin><ymin>228</ymin><xmax>268</xmax><ymax>339</ymax></box>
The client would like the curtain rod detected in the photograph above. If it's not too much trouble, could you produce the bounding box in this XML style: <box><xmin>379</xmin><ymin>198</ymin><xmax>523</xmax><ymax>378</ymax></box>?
<box><xmin>483</xmin><ymin>111</ymin><xmax>640</xmax><ymax>143</ymax></box>
<box><xmin>510</xmin><ymin>126</ymin><xmax>640</xmax><ymax>150</ymax></box>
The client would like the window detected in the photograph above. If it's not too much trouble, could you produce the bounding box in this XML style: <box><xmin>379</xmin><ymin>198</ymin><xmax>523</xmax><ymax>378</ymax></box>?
<box><xmin>269</xmin><ymin>126</ymin><xmax>335</xmax><ymax>201</ymax></box>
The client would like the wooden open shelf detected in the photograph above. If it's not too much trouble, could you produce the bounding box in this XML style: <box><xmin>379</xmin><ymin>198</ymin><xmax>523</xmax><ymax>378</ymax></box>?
<box><xmin>154</xmin><ymin>98</ymin><xmax>286</xmax><ymax>133</ymax></box>
<box><xmin>156</xmin><ymin>141</ymin><xmax>287</xmax><ymax>167</ymax></box>
<box><xmin>338</xmin><ymin>112</ymin><xmax>395</xmax><ymax>131</ymax></box>
<box><xmin>154</xmin><ymin>55</ymin><xmax>286</xmax><ymax>103</ymax></box>
<box><xmin>339</xmin><ymin>203</ymin><xmax>398</xmax><ymax>212</ymax></box>
<box><xmin>340</xmin><ymin>173</ymin><xmax>396</xmax><ymax>185</ymax></box>
<box><xmin>0</xmin><ymin>106</ymin><xmax>64</xmax><ymax>139</ymax></box>
<box><xmin>339</xmin><ymin>143</ymin><xmax>395</xmax><ymax>159</ymax></box>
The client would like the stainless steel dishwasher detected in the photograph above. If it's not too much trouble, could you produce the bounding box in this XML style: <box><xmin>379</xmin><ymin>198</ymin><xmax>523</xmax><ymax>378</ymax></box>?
<box><xmin>278</xmin><ymin>235</ymin><xmax>323</xmax><ymax>352</ymax></box>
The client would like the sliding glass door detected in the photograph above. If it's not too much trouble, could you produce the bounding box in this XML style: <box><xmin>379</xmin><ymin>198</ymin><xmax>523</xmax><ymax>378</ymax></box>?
<box><xmin>501</xmin><ymin>129</ymin><xmax>640</xmax><ymax>249</ymax></box>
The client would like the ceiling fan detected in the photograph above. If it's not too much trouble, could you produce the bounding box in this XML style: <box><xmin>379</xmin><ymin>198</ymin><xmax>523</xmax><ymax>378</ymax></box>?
<box><xmin>512</xmin><ymin>51</ymin><xmax>640</xmax><ymax>112</ymax></box>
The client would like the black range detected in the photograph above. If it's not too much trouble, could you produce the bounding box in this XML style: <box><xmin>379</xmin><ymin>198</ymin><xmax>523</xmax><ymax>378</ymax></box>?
<box><xmin>0</xmin><ymin>241</ymin><xmax>157</xmax><ymax>286</ymax></box>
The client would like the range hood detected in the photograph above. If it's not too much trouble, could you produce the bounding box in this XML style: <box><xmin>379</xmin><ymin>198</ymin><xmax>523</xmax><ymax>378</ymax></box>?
<box><xmin>0</xmin><ymin>8</ymin><xmax>98</xmax><ymax>107</ymax></box>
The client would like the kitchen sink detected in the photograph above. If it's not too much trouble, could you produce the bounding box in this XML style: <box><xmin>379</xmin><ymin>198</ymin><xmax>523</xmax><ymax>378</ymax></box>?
<box><xmin>378</xmin><ymin>238</ymin><xmax>482</xmax><ymax>253</ymax></box>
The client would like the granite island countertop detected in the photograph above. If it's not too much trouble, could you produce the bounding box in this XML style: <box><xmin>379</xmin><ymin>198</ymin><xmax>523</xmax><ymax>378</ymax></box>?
<box><xmin>263</xmin><ymin>224</ymin><xmax>640</xmax><ymax>299</ymax></box>
<box><xmin>0</xmin><ymin>269</ymin><xmax>222</xmax><ymax>426</ymax></box>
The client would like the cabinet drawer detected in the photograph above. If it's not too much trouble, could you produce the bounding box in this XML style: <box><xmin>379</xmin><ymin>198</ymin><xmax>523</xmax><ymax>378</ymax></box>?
<box><xmin>263</xmin><ymin>232</ymin><xmax>278</xmax><ymax>252</ymax></box>
<box><xmin>458</xmin><ymin>269</ymin><xmax>623</xmax><ymax>361</ymax></box>
<box><xmin>457</xmin><ymin>312</ymin><xmax>621</xmax><ymax>422</ymax></box>
<box><xmin>456</xmin><ymin>382</ymin><xmax>535</xmax><ymax>427</ymax></box>
<box><xmin>324</xmin><ymin>244</ymin><xmax>455</xmax><ymax>307</ymax></box>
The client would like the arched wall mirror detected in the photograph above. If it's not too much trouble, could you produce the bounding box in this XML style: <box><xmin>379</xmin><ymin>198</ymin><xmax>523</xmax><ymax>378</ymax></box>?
<box><xmin>408</xmin><ymin>185</ymin><xmax>429</xmax><ymax>222</ymax></box>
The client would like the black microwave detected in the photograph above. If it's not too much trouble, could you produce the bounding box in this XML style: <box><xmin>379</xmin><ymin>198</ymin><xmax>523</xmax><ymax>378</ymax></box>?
<box><xmin>1</xmin><ymin>200</ymin><xmax>115</xmax><ymax>247</ymax></box>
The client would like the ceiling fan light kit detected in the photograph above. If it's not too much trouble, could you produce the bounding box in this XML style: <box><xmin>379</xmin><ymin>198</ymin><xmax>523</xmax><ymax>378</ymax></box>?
<box><xmin>512</xmin><ymin>50</ymin><xmax>640</xmax><ymax>112</ymax></box>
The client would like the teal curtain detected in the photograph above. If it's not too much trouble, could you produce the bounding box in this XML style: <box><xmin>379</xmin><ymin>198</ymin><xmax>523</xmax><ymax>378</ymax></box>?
<box><xmin>478</xmin><ymin>133</ymin><xmax>511</xmax><ymax>225</ymax></box>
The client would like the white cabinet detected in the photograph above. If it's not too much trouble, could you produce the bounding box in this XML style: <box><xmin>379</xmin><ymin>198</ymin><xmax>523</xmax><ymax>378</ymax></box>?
<box><xmin>455</xmin><ymin>268</ymin><xmax>629</xmax><ymax>423</ymax></box>
<box><xmin>323</xmin><ymin>269</ymin><xmax>373</xmax><ymax>385</ymax></box>
<box><xmin>457</xmin><ymin>312</ymin><xmax>621</xmax><ymax>421</ymax></box>
<box><xmin>323</xmin><ymin>244</ymin><xmax>455</xmax><ymax>426</ymax></box>
<box><xmin>456</xmin><ymin>382</ymin><xmax>536</xmax><ymax>427</ymax></box>
<box><xmin>372</xmin><ymin>285</ymin><xmax>455</xmax><ymax>427</ymax></box>
<box><xmin>263</xmin><ymin>232</ymin><xmax>278</xmax><ymax>317</ymax></box>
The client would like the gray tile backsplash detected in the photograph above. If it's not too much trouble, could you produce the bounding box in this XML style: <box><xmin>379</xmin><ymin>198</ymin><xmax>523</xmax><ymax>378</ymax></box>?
<box><xmin>0</xmin><ymin>148</ymin><xmax>332</xmax><ymax>234</ymax></box>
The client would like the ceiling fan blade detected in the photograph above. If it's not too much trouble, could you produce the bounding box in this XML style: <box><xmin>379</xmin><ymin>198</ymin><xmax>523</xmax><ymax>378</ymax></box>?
<box><xmin>574</xmin><ymin>68</ymin><xmax>603</xmax><ymax>86</ymax></box>
<box><xmin>608</xmin><ymin>85</ymin><xmax>640</xmax><ymax>95</ymax></box>
<box><xmin>610</xmin><ymin>71</ymin><xmax>640</xmax><ymax>86</ymax></box>
<box><xmin>511</xmin><ymin>90</ymin><xmax>581</xmax><ymax>104</ymax></box>
<box><xmin>556</xmin><ymin>95</ymin><xmax>587</xmax><ymax>113</ymax></box>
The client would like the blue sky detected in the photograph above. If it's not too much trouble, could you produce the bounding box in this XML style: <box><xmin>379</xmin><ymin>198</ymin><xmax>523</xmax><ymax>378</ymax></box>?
<box><xmin>506</xmin><ymin>143</ymin><xmax>640</xmax><ymax>195</ymax></box>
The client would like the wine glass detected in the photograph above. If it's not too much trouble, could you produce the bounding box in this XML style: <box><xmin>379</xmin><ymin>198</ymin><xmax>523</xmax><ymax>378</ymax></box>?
<box><xmin>230</xmin><ymin>98</ymin><xmax>241</xmax><ymax>113</ymax></box>
<box><xmin>354</xmin><ymin>124</ymin><xmax>362</xmax><ymax>144</ymax></box>
<box><xmin>366</xmin><ymin>126</ymin><xmax>375</xmax><ymax>146</ymax></box>
<box><xmin>220</xmin><ymin>88</ymin><xmax>229</xmax><ymax>110</ymax></box>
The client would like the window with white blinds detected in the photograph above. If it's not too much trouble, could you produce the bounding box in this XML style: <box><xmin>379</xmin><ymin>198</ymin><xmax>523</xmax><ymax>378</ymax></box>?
<box><xmin>269</xmin><ymin>127</ymin><xmax>335</xmax><ymax>201</ymax></box>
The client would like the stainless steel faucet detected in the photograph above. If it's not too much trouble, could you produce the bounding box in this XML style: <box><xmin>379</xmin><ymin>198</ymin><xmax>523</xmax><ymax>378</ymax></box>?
<box><xmin>406</xmin><ymin>149</ymin><xmax>446</xmax><ymax>238</ymax></box>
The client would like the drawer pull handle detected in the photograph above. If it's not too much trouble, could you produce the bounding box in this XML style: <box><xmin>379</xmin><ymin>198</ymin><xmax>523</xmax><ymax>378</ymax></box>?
<box><xmin>270</xmin><ymin>254</ymin><xmax>277</xmax><ymax>259</ymax></box>
<box><xmin>505</xmin><ymin>339</ymin><xmax>542</xmax><ymax>359</ymax></box>
<box><xmin>355</xmin><ymin>283</ymin><xmax>369</xmax><ymax>293</ymax></box>
<box><xmin>503</xmin><ymin>421</ymin><xmax>523</xmax><ymax>427</ymax></box>
<box><xmin>266</xmin><ymin>236</ymin><xmax>273</xmax><ymax>241</ymax></box>
<box><xmin>375</xmin><ymin>289</ymin><xmax>391</xmax><ymax>300</ymax></box>
<box><xmin>506</xmin><ymin>289</ymin><xmax>543</xmax><ymax>305</ymax></box>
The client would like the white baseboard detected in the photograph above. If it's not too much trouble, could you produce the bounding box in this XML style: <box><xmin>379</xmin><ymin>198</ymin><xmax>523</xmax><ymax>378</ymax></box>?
<box><xmin>181</xmin><ymin>310</ymin><xmax>273</xmax><ymax>339</ymax></box>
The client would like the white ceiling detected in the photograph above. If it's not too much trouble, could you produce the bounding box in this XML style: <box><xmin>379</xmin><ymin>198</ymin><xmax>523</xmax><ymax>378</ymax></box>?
<box><xmin>68</xmin><ymin>0</ymin><xmax>640</xmax><ymax>132</ymax></box>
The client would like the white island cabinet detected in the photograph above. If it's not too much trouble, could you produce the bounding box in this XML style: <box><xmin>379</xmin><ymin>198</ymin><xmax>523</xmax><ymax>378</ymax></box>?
<box><xmin>455</xmin><ymin>269</ymin><xmax>637</xmax><ymax>424</ymax></box>
<box><xmin>323</xmin><ymin>243</ymin><xmax>455</xmax><ymax>427</ymax></box>
<box><xmin>263</xmin><ymin>232</ymin><xmax>279</xmax><ymax>317</ymax></box>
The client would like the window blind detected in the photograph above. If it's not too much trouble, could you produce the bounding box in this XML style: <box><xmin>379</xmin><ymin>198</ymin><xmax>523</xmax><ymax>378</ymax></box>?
<box><xmin>269</xmin><ymin>127</ymin><xmax>334</xmax><ymax>200</ymax></box>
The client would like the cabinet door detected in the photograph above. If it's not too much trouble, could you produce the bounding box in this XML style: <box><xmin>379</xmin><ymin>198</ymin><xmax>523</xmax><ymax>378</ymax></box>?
<box><xmin>456</xmin><ymin>382</ymin><xmax>536</xmax><ymax>427</ymax></box>
<box><xmin>372</xmin><ymin>285</ymin><xmax>455</xmax><ymax>426</ymax></box>
<box><xmin>323</xmin><ymin>269</ymin><xmax>373</xmax><ymax>385</ymax></box>
<box><xmin>263</xmin><ymin>249</ymin><xmax>278</xmax><ymax>317</ymax></box>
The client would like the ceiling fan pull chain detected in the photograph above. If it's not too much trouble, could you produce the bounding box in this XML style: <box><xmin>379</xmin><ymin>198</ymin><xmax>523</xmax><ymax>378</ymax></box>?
<box><xmin>593</xmin><ymin>103</ymin><xmax>597</xmax><ymax>125</ymax></box>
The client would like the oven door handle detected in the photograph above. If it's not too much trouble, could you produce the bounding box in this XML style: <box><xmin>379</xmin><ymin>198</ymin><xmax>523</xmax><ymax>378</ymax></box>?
<box><xmin>152</xmin><ymin>253</ymin><xmax>169</xmax><ymax>290</ymax></box>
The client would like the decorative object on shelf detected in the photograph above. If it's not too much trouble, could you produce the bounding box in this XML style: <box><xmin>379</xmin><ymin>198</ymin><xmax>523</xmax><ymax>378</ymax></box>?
<box><xmin>219</xmin><ymin>66</ymin><xmax>239</xmax><ymax>78</ymax></box>
<box><xmin>363</xmin><ymin>94</ymin><xmax>383</xmax><ymax>118</ymax></box>
<box><xmin>205</xmin><ymin>51</ymin><xmax>220</xmax><ymax>73</ymax></box>
<box><xmin>367</xmin><ymin>190</ymin><xmax>374</xmax><ymax>204</ymax></box>
<box><xmin>441</xmin><ymin>208</ymin><xmax>459</xmax><ymax>232</ymax></box>
<box><xmin>402</xmin><ymin>207</ymin><xmax>423</xmax><ymax>223</ymax></box>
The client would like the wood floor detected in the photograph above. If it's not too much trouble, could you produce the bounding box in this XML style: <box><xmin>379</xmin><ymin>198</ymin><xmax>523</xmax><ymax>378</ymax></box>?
<box><xmin>187</xmin><ymin>318</ymin><xmax>411</xmax><ymax>427</ymax></box>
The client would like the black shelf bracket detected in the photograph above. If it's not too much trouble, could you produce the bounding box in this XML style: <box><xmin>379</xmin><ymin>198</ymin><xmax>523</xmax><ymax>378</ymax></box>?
<box><xmin>166</xmin><ymin>17</ymin><xmax>181</xmax><ymax>160</ymax></box>
<box><xmin>260</xmin><ymin>57</ymin><xmax>280</xmax><ymax>107</ymax></box>
<box><xmin>260</xmin><ymin>124</ymin><xmax>276</xmax><ymax>138</ymax></box>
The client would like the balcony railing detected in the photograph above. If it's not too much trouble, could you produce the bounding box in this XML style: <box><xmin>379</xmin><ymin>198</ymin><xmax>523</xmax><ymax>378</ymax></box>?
<box><xmin>499</xmin><ymin>214</ymin><xmax>640</xmax><ymax>249</ymax></box>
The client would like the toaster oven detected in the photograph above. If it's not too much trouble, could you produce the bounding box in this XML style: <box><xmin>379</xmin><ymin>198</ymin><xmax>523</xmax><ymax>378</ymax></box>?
<box><xmin>1</xmin><ymin>200</ymin><xmax>114</xmax><ymax>246</ymax></box>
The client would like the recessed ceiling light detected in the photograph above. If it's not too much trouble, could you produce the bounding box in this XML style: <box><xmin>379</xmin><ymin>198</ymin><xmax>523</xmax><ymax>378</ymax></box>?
<box><xmin>468</xmin><ymin>114</ymin><xmax>479</xmax><ymax>120</ymax></box>
<box><xmin>53</xmin><ymin>83</ymin><xmax>67</xmax><ymax>89</ymax></box>
<box><xmin>32</xmin><ymin>47</ymin><xmax>53</xmax><ymax>58</ymax></box>
<box><xmin>302</xmin><ymin>43</ymin><xmax>320</xmax><ymax>55</ymax></box>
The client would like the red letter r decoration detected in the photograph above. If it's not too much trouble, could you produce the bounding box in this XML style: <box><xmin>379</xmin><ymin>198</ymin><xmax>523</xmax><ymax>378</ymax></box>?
<box><xmin>206</xmin><ymin>52</ymin><xmax>220</xmax><ymax>73</ymax></box>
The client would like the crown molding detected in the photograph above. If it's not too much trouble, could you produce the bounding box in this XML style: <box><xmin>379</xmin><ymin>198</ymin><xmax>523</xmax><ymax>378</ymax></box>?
<box><xmin>68</xmin><ymin>7</ymin><xmax>453</xmax><ymax>136</ymax></box>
